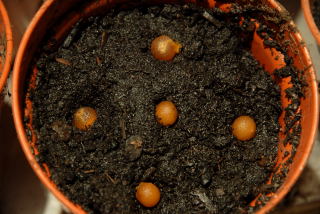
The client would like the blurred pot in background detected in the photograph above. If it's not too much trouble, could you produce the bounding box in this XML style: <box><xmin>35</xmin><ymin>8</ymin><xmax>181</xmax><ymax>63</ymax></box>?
<box><xmin>3</xmin><ymin>0</ymin><xmax>41</xmax><ymax>54</ymax></box>
<box><xmin>0</xmin><ymin>0</ymin><xmax>13</xmax><ymax>113</ymax></box>
<box><xmin>302</xmin><ymin>0</ymin><xmax>320</xmax><ymax>45</ymax></box>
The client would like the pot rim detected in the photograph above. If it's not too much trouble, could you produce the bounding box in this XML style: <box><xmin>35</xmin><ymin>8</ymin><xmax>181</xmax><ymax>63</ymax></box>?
<box><xmin>301</xmin><ymin>0</ymin><xmax>320</xmax><ymax>45</ymax></box>
<box><xmin>12</xmin><ymin>0</ymin><xmax>319</xmax><ymax>214</ymax></box>
<box><xmin>257</xmin><ymin>3</ymin><xmax>318</xmax><ymax>214</ymax></box>
<box><xmin>12</xmin><ymin>0</ymin><xmax>86</xmax><ymax>213</ymax></box>
<box><xmin>0</xmin><ymin>0</ymin><xmax>13</xmax><ymax>94</ymax></box>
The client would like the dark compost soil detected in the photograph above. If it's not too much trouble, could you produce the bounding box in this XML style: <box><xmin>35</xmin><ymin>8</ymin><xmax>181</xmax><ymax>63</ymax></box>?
<box><xmin>27</xmin><ymin>3</ymin><xmax>305</xmax><ymax>214</ymax></box>
<box><xmin>312</xmin><ymin>0</ymin><xmax>320</xmax><ymax>30</ymax></box>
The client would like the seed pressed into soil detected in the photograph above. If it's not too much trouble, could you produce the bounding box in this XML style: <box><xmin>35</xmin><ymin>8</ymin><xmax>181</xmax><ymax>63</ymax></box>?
<box><xmin>28</xmin><ymin>3</ymin><xmax>304</xmax><ymax>214</ymax></box>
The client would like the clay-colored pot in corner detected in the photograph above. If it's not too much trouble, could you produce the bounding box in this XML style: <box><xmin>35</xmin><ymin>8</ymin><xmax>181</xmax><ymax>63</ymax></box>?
<box><xmin>0</xmin><ymin>0</ymin><xmax>13</xmax><ymax>109</ymax></box>
<box><xmin>12</xmin><ymin>0</ymin><xmax>319</xmax><ymax>213</ymax></box>
<box><xmin>301</xmin><ymin>0</ymin><xmax>320</xmax><ymax>45</ymax></box>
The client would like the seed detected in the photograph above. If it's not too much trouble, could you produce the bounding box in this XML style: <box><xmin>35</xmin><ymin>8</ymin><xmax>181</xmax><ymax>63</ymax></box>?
<box><xmin>73</xmin><ymin>107</ymin><xmax>97</xmax><ymax>131</ymax></box>
<box><xmin>136</xmin><ymin>182</ymin><xmax>161</xmax><ymax>207</ymax></box>
<box><xmin>155</xmin><ymin>101</ymin><xmax>178</xmax><ymax>126</ymax></box>
<box><xmin>232</xmin><ymin>115</ymin><xmax>256</xmax><ymax>141</ymax></box>
<box><xmin>151</xmin><ymin>35</ymin><xmax>181</xmax><ymax>61</ymax></box>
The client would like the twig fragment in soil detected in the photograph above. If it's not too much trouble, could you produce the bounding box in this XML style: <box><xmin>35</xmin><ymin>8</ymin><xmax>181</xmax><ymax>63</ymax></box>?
<box><xmin>120</xmin><ymin>119</ymin><xmax>126</xmax><ymax>139</ymax></box>
<box><xmin>202</xmin><ymin>11</ymin><xmax>222</xmax><ymax>28</ymax></box>
<box><xmin>80</xmin><ymin>142</ymin><xmax>85</xmax><ymax>153</ymax></box>
<box><xmin>55</xmin><ymin>58</ymin><xmax>71</xmax><ymax>66</ymax></box>
<box><xmin>63</xmin><ymin>22</ymin><xmax>81</xmax><ymax>48</ymax></box>
<box><xmin>100</xmin><ymin>31</ymin><xmax>108</xmax><ymax>48</ymax></box>
<box><xmin>83</xmin><ymin>169</ymin><xmax>95</xmax><ymax>174</ymax></box>
<box><xmin>141</xmin><ymin>167</ymin><xmax>157</xmax><ymax>181</ymax></box>
<box><xmin>105</xmin><ymin>172</ymin><xmax>117</xmax><ymax>184</ymax></box>
<box><xmin>96</xmin><ymin>56</ymin><xmax>102</xmax><ymax>65</ymax></box>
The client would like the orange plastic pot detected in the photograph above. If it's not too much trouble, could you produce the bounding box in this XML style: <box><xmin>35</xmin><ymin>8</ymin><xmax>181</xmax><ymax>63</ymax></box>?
<box><xmin>301</xmin><ymin>0</ymin><xmax>320</xmax><ymax>45</ymax></box>
<box><xmin>0</xmin><ymin>0</ymin><xmax>13</xmax><ymax>106</ymax></box>
<box><xmin>12</xmin><ymin>0</ymin><xmax>318</xmax><ymax>213</ymax></box>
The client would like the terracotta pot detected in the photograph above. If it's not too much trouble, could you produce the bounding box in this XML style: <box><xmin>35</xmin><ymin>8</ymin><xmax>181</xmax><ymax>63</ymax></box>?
<box><xmin>12</xmin><ymin>0</ymin><xmax>319</xmax><ymax>213</ymax></box>
<box><xmin>3</xmin><ymin>0</ymin><xmax>42</xmax><ymax>54</ymax></box>
<box><xmin>0</xmin><ymin>0</ymin><xmax>13</xmax><ymax>107</ymax></box>
<box><xmin>301</xmin><ymin>0</ymin><xmax>320</xmax><ymax>45</ymax></box>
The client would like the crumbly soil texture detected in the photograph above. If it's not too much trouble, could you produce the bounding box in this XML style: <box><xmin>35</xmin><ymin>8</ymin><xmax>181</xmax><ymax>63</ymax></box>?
<box><xmin>313</xmin><ymin>0</ymin><xmax>320</xmax><ymax>30</ymax></box>
<box><xmin>29</xmin><ymin>3</ymin><xmax>302</xmax><ymax>214</ymax></box>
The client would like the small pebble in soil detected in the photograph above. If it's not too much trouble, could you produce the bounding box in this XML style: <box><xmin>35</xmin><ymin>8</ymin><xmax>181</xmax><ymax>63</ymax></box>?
<box><xmin>232</xmin><ymin>115</ymin><xmax>256</xmax><ymax>141</ymax></box>
<box><xmin>124</xmin><ymin>135</ymin><xmax>143</xmax><ymax>161</ymax></box>
<box><xmin>136</xmin><ymin>182</ymin><xmax>161</xmax><ymax>207</ymax></box>
<box><xmin>155</xmin><ymin>100</ymin><xmax>178</xmax><ymax>126</ymax></box>
<box><xmin>200</xmin><ymin>170</ymin><xmax>212</xmax><ymax>186</ymax></box>
<box><xmin>192</xmin><ymin>189</ymin><xmax>216</xmax><ymax>212</ymax></box>
<box><xmin>51</xmin><ymin>120</ymin><xmax>72</xmax><ymax>141</ymax></box>
<box><xmin>151</xmin><ymin>35</ymin><xmax>181</xmax><ymax>61</ymax></box>
<box><xmin>215</xmin><ymin>188</ymin><xmax>225</xmax><ymax>197</ymax></box>
<box><xmin>73</xmin><ymin>107</ymin><xmax>97</xmax><ymax>131</ymax></box>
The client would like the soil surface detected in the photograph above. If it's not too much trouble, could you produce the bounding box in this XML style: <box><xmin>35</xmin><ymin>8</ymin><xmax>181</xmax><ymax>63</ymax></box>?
<box><xmin>313</xmin><ymin>0</ymin><xmax>320</xmax><ymax>30</ymax></box>
<box><xmin>29</xmin><ymin>3</ymin><xmax>293</xmax><ymax>214</ymax></box>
